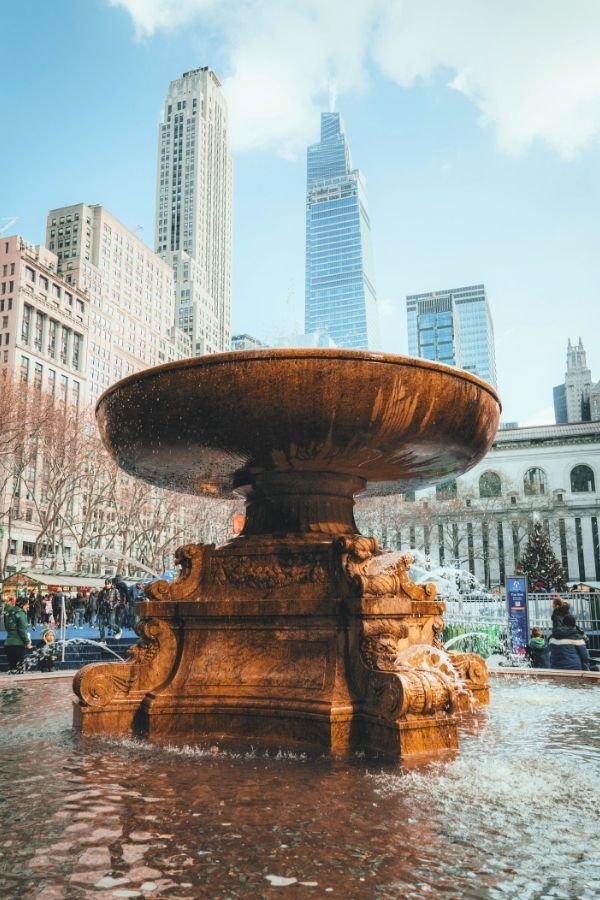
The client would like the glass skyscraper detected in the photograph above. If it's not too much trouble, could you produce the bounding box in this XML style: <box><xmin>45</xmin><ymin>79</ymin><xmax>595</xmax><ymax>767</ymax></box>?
<box><xmin>305</xmin><ymin>112</ymin><xmax>379</xmax><ymax>350</ymax></box>
<box><xmin>406</xmin><ymin>285</ymin><xmax>497</xmax><ymax>388</ymax></box>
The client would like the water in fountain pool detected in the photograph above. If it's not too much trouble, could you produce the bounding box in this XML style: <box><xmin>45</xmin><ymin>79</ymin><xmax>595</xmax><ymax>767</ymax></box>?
<box><xmin>0</xmin><ymin>678</ymin><xmax>598</xmax><ymax>898</ymax></box>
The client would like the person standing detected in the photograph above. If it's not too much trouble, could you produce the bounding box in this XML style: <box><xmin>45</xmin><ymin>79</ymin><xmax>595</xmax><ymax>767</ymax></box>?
<box><xmin>97</xmin><ymin>578</ymin><xmax>122</xmax><ymax>642</ymax></box>
<box><xmin>4</xmin><ymin>597</ymin><xmax>33</xmax><ymax>672</ymax></box>
<box><xmin>52</xmin><ymin>591</ymin><xmax>66</xmax><ymax>627</ymax></box>
<box><xmin>549</xmin><ymin>614</ymin><xmax>591</xmax><ymax>671</ymax></box>
<box><xmin>42</xmin><ymin>595</ymin><xmax>54</xmax><ymax>626</ymax></box>
<box><xmin>72</xmin><ymin>592</ymin><xmax>86</xmax><ymax>629</ymax></box>
<box><xmin>112</xmin><ymin>575</ymin><xmax>131</xmax><ymax>629</ymax></box>
<box><xmin>87</xmin><ymin>590</ymin><xmax>98</xmax><ymax>626</ymax></box>
<box><xmin>31</xmin><ymin>592</ymin><xmax>43</xmax><ymax>629</ymax></box>
<box><xmin>1</xmin><ymin>594</ymin><xmax>16</xmax><ymax>633</ymax></box>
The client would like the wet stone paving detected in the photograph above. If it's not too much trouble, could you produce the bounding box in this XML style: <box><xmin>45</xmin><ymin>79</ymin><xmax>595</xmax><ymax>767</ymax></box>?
<box><xmin>0</xmin><ymin>678</ymin><xmax>599</xmax><ymax>899</ymax></box>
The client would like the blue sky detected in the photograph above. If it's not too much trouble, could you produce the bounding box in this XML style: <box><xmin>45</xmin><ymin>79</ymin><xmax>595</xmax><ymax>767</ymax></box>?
<box><xmin>2</xmin><ymin>0</ymin><xmax>600</xmax><ymax>426</ymax></box>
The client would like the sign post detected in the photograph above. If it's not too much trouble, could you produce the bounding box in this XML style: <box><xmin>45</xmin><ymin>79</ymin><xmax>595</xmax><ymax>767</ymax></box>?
<box><xmin>506</xmin><ymin>576</ymin><xmax>529</xmax><ymax>656</ymax></box>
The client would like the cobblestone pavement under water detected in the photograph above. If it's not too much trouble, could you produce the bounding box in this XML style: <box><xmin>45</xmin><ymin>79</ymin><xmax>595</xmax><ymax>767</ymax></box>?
<box><xmin>0</xmin><ymin>678</ymin><xmax>599</xmax><ymax>899</ymax></box>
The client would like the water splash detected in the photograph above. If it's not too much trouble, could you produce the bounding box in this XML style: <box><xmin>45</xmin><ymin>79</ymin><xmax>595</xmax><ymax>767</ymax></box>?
<box><xmin>8</xmin><ymin>637</ymin><xmax>126</xmax><ymax>674</ymax></box>
<box><xmin>444</xmin><ymin>631</ymin><xmax>491</xmax><ymax>650</ymax></box>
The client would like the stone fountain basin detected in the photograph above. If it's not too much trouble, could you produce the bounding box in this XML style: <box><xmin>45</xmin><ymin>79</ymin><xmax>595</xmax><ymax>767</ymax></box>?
<box><xmin>96</xmin><ymin>349</ymin><xmax>501</xmax><ymax>496</ymax></box>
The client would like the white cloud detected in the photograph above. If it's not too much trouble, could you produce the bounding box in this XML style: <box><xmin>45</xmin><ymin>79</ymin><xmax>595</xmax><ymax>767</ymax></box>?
<box><xmin>109</xmin><ymin>0</ymin><xmax>600</xmax><ymax>158</ymax></box>
<box><xmin>522</xmin><ymin>406</ymin><xmax>556</xmax><ymax>428</ymax></box>
<box><xmin>378</xmin><ymin>297</ymin><xmax>396</xmax><ymax>318</ymax></box>
<box><xmin>108</xmin><ymin>0</ymin><xmax>218</xmax><ymax>38</ymax></box>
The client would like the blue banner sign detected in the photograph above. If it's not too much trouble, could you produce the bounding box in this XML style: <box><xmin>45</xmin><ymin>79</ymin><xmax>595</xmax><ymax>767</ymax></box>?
<box><xmin>507</xmin><ymin>576</ymin><xmax>529</xmax><ymax>656</ymax></box>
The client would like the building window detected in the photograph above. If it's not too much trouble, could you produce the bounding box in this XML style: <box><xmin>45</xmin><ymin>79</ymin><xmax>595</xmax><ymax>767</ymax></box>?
<box><xmin>592</xmin><ymin>517</ymin><xmax>600</xmax><ymax>581</ymax></box>
<box><xmin>72</xmin><ymin>333</ymin><xmax>82</xmax><ymax>370</ymax></box>
<box><xmin>48</xmin><ymin>320</ymin><xmax>57</xmax><ymax>357</ymax></box>
<box><xmin>523</xmin><ymin>467</ymin><xmax>548</xmax><ymax>496</ymax></box>
<box><xmin>436</xmin><ymin>479</ymin><xmax>457</xmax><ymax>499</ymax></box>
<box><xmin>23</xmin><ymin>541</ymin><xmax>35</xmax><ymax>556</ymax></box>
<box><xmin>48</xmin><ymin>369</ymin><xmax>56</xmax><ymax>396</ymax></box>
<box><xmin>570</xmin><ymin>465</ymin><xmax>595</xmax><ymax>493</ymax></box>
<box><xmin>467</xmin><ymin>522</ymin><xmax>475</xmax><ymax>574</ymax></box>
<box><xmin>21</xmin><ymin>304</ymin><xmax>32</xmax><ymax>344</ymax></box>
<box><xmin>34</xmin><ymin>362</ymin><xmax>43</xmax><ymax>390</ymax></box>
<box><xmin>575</xmin><ymin>517</ymin><xmax>586</xmax><ymax>581</ymax></box>
<box><xmin>479</xmin><ymin>471</ymin><xmax>501</xmax><ymax>498</ymax></box>
<box><xmin>497</xmin><ymin>522</ymin><xmax>506</xmax><ymax>585</ymax></box>
<box><xmin>60</xmin><ymin>327</ymin><xmax>69</xmax><ymax>365</ymax></box>
<box><xmin>20</xmin><ymin>355</ymin><xmax>29</xmax><ymax>382</ymax></box>
<box><xmin>34</xmin><ymin>311</ymin><xmax>43</xmax><ymax>351</ymax></box>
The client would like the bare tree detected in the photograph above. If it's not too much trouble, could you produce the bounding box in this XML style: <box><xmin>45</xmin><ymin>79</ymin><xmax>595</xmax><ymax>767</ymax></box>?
<box><xmin>0</xmin><ymin>379</ymin><xmax>56</xmax><ymax>576</ymax></box>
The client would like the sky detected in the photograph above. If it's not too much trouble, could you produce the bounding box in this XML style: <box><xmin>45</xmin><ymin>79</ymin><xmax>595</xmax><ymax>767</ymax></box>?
<box><xmin>1</xmin><ymin>0</ymin><xmax>600</xmax><ymax>426</ymax></box>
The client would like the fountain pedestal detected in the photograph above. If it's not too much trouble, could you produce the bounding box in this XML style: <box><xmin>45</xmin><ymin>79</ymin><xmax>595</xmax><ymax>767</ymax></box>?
<box><xmin>74</xmin><ymin>536</ymin><xmax>488</xmax><ymax>758</ymax></box>
<box><xmin>74</xmin><ymin>350</ymin><xmax>499</xmax><ymax>760</ymax></box>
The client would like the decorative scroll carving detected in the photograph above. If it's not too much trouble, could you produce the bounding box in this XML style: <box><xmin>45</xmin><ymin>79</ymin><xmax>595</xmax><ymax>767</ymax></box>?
<box><xmin>366</xmin><ymin>669</ymin><xmax>403</xmax><ymax>718</ymax></box>
<box><xmin>361</xmin><ymin>643</ymin><xmax>477</xmax><ymax>720</ymax></box>
<box><xmin>360</xmin><ymin>618</ymin><xmax>409</xmax><ymax>670</ymax></box>
<box><xmin>364</xmin><ymin>653</ymin><xmax>456</xmax><ymax>720</ymax></box>
<box><xmin>212</xmin><ymin>553</ymin><xmax>327</xmax><ymax>591</ymax></box>
<box><xmin>336</xmin><ymin>536</ymin><xmax>437</xmax><ymax>601</ymax></box>
<box><xmin>73</xmin><ymin>618</ymin><xmax>178</xmax><ymax>708</ymax></box>
<box><xmin>448</xmin><ymin>651</ymin><xmax>488</xmax><ymax>687</ymax></box>
<box><xmin>431</xmin><ymin>617</ymin><xmax>445</xmax><ymax>650</ymax></box>
<box><xmin>145</xmin><ymin>543</ymin><xmax>213</xmax><ymax>602</ymax></box>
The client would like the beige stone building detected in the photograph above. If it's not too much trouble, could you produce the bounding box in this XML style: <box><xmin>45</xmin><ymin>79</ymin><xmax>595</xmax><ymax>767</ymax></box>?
<box><xmin>0</xmin><ymin>235</ymin><xmax>87</xmax><ymax>404</ymax></box>
<box><xmin>156</xmin><ymin>67</ymin><xmax>233</xmax><ymax>355</ymax></box>
<box><xmin>46</xmin><ymin>203</ymin><xmax>191</xmax><ymax>405</ymax></box>
<box><xmin>0</xmin><ymin>235</ymin><xmax>88</xmax><ymax>571</ymax></box>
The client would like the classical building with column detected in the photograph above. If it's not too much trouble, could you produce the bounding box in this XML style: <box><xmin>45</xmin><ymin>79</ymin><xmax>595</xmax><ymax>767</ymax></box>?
<box><xmin>357</xmin><ymin>421</ymin><xmax>600</xmax><ymax>588</ymax></box>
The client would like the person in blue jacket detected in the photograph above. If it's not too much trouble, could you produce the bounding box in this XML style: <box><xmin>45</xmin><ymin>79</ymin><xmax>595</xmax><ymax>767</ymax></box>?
<box><xmin>549</xmin><ymin>614</ymin><xmax>591</xmax><ymax>671</ymax></box>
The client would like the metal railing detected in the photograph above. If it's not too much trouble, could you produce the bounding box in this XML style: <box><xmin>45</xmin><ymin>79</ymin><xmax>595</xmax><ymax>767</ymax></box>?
<box><xmin>442</xmin><ymin>591</ymin><xmax>600</xmax><ymax>659</ymax></box>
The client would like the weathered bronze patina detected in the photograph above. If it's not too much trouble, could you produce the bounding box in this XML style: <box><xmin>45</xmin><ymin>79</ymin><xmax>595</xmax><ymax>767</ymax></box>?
<box><xmin>74</xmin><ymin>350</ymin><xmax>501</xmax><ymax>759</ymax></box>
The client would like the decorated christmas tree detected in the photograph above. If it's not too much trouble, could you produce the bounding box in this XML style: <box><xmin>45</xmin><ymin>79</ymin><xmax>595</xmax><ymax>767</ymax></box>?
<box><xmin>518</xmin><ymin>521</ymin><xmax>567</xmax><ymax>592</ymax></box>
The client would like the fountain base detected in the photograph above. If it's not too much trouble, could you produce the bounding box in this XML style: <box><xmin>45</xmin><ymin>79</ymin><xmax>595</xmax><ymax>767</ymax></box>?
<box><xmin>73</xmin><ymin>537</ymin><xmax>489</xmax><ymax>760</ymax></box>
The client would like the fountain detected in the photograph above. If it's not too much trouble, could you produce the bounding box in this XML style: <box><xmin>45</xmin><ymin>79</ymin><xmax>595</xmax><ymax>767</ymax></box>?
<box><xmin>73</xmin><ymin>349</ymin><xmax>501</xmax><ymax>759</ymax></box>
